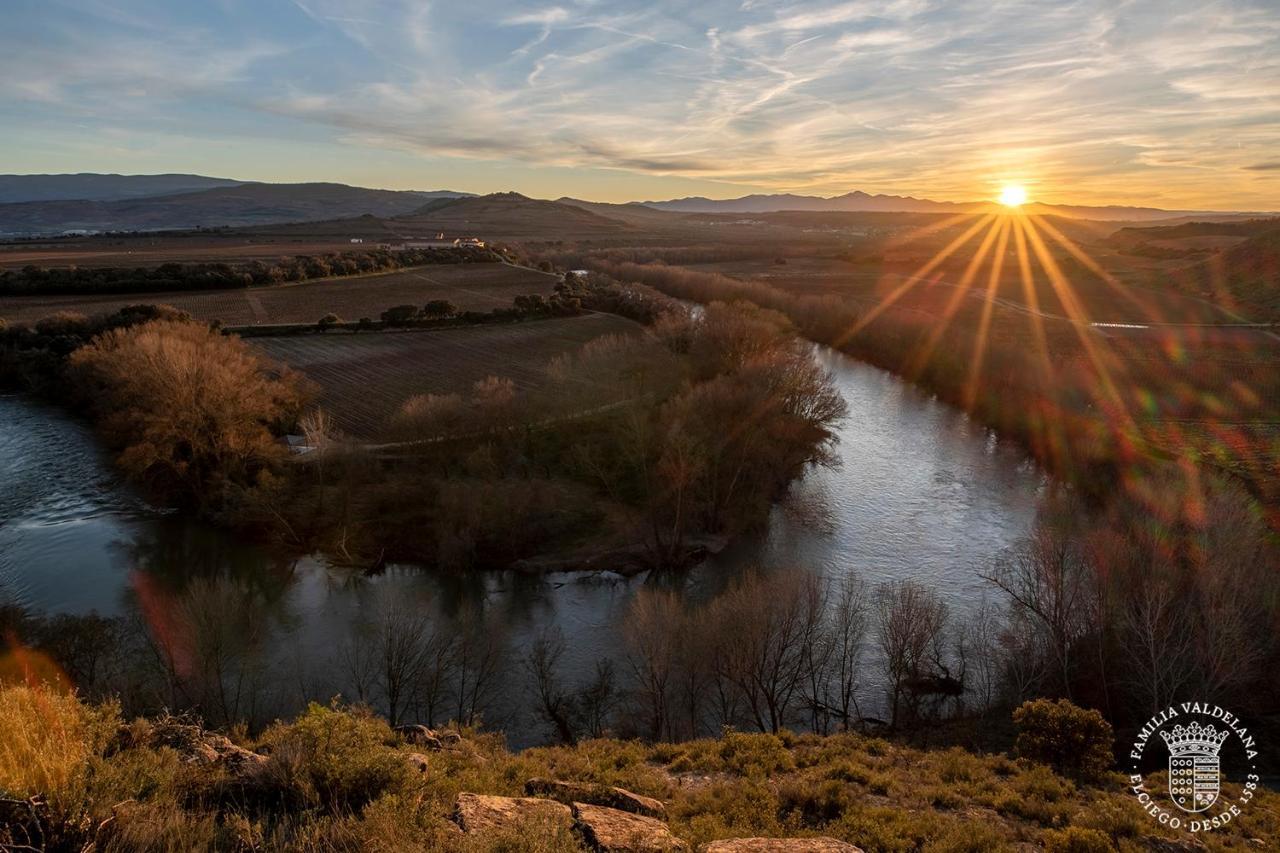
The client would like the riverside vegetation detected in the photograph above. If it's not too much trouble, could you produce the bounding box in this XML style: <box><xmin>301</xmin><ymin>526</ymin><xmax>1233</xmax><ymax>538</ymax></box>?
<box><xmin>0</xmin><ymin>264</ymin><xmax>847</xmax><ymax>569</ymax></box>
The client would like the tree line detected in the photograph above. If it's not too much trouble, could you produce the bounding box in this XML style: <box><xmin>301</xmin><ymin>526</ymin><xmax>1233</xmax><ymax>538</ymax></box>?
<box><xmin>0</xmin><ymin>245</ymin><xmax>501</xmax><ymax>296</ymax></box>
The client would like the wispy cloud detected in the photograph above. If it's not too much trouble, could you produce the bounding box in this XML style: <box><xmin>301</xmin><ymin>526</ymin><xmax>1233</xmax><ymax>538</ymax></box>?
<box><xmin>2</xmin><ymin>0</ymin><xmax>1278</xmax><ymax>206</ymax></box>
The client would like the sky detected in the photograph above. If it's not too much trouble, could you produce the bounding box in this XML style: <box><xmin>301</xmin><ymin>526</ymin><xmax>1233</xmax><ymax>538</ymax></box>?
<box><xmin>3</xmin><ymin>0</ymin><xmax>1279</xmax><ymax>208</ymax></box>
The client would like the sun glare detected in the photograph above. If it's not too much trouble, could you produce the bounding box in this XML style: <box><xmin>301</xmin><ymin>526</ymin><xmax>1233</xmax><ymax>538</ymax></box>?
<box><xmin>999</xmin><ymin>184</ymin><xmax>1028</xmax><ymax>207</ymax></box>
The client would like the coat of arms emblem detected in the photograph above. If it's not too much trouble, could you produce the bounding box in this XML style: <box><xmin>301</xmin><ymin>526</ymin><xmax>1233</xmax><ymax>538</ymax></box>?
<box><xmin>1160</xmin><ymin>721</ymin><xmax>1230</xmax><ymax>813</ymax></box>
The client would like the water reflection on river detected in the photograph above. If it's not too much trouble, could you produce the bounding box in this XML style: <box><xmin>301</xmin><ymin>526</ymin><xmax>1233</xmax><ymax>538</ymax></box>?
<box><xmin>0</xmin><ymin>347</ymin><xmax>1045</xmax><ymax>747</ymax></box>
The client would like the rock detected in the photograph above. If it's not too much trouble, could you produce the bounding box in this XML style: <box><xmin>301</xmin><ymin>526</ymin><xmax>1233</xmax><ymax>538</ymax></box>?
<box><xmin>404</xmin><ymin>752</ymin><xmax>430</xmax><ymax>773</ymax></box>
<box><xmin>140</xmin><ymin>718</ymin><xmax>268</xmax><ymax>777</ymax></box>
<box><xmin>452</xmin><ymin>793</ymin><xmax>573</xmax><ymax>835</ymax></box>
<box><xmin>572</xmin><ymin>802</ymin><xmax>688</xmax><ymax>852</ymax></box>
<box><xmin>525</xmin><ymin>777</ymin><xmax>667</xmax><ymax>819</ymax></box>
<box><xmin>701</xmin><ymin>839</ymin><xmax>863</xmax><ymax>852</ymax></box>
<box><xmin>394</xmin><ymin>724</ymin><xmax>443</xmax><ymax>750</ymax></box>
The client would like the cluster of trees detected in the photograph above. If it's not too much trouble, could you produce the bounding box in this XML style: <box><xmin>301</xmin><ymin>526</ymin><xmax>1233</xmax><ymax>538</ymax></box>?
<box><xmin>5</xmin><ymin>474</ymin><xmax>1274</xmax><ymax>750</ymax></box>
<box><xmin>523</xmin><ymin>568</ymin><xmax>989</xmax><ymax>746</ymax></box>
<box><xmin>981</xmin><ymin>482</ymin><xmax>1280</xmax><ymax>725</ymax></box>
<box><xmin>553</xmin><ymin>257</ymin><xmax>1280</xmax><ymax>512</ymax></box>
<box><xmin>517</xmin><ymin>481</ymin><xmax>1279</xmax><ymax>747</ymax></box>
<box><xmin>65</xmin><ymin>319</ymin><xmax>311</xmax><ymax>510</ymax></box>
<box><xmin>1</xmin><ymin>307</ymin><xmax>311</xmax><ymax>512</ymax></box>
<box><xmin>0</xmin><ymin>245</ymin><xmax>500</xmax><ymax>296</ymax></box>
<box><xmin>297</xmin><ymin>298</ymin><xmax>846</xmax><ymax>571</ymax></box>
<box><xmin>0</xmin><ymin>304</ymin><xmax>195</xmax><ymax>390</ymax></box>
<box><xmin>376</xmin><ymin>291</ymin><xmax>582</xmax><ymax>327</ymax></box>
<box><xmin>0</xmin><ymin>582</ymin><xmax>506</xmax><ymax>733</ymax></box>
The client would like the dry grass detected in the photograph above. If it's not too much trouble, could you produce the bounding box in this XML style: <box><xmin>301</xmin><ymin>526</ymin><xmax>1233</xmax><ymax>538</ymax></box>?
<box><xmin>2</xmin><ymin>686</ymin><xmax>1276</xmax><ymax>852</ymax></box>
<box><xmin>0</xmin><ymin>684</ymin><xmax>115</xmax><ymax>810</ymax></box>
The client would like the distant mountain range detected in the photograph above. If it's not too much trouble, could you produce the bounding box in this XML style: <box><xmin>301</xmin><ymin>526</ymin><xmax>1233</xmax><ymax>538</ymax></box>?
<box><xmin>0</xmin><ymin>173</ymin><xmax>1268</xmax><ymax>236</ymax></box>
<box><xmin>0</xmin><ymin>175</ymin><xmax>472</xmax><ymax>235</ymax></box>
<box><xmin>641</xmin><ymin>191</ymin><xmax>1257</xmax><ymax>222</ymax></box>
<box><xmin>0</xmin><ymin>173</ymin><xmax>244</xmax><ymax>203</ymax></box>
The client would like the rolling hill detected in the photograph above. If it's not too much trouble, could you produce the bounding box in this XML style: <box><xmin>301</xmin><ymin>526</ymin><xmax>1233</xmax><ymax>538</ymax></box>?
<box><xmin>1184</xmin><ymin>225</ymin><xmax>1280</xmax><ymax>320</ymax></box>
<box><xmin>392</xmin><ymin>192</ymin><xmax>634</xmax><ymax>238</ymax></box>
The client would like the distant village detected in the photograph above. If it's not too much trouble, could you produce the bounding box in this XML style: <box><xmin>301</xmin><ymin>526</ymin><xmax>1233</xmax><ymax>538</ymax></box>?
<box><xmin>350</xmin><ymin>232</ymin><xmax>486</xmax><ymax>251</ymax></box>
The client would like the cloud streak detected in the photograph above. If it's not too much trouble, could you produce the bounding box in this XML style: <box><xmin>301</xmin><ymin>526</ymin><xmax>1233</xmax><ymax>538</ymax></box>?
<box><xmin>2</xmin><ymin>0</ymin><xmax>1278</xmax><ymax>206</ymax></box>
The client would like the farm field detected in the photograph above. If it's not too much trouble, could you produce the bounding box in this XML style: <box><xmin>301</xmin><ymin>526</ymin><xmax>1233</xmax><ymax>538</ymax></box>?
<box><xmin>0</xmin><ymin>238</ymin><xmax>394</xmax><ymax>270</ymax></box>
<box><xmin>253</xmin><ymin>313</ymin><xmax>640</xmax><ymax>438</ymax></box>
<box><xmin>684</xmin><ymin>253</ymin><xmax>1250</xmax><ymax>325</ymax></box>
<box><xmin>0</xmin><ymin>263</ymin><xmax>558</xmax><ymax>326</ymax></box>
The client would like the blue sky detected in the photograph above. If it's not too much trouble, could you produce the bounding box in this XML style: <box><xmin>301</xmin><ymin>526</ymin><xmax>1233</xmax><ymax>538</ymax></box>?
<box><xmin>3</xmin><ymin>0</ymin><xmax>1279</xmax><ymax>206</ymax></box>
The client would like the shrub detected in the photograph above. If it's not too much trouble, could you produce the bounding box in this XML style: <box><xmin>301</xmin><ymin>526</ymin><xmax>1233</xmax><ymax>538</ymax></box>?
<box><xmin>257</xmin><ymin>703</ymin><xmax>412</xmax><ymax>813</ymax></box>
<box><xmin>1013</xmin><ymin>699</ymin><xmax>1113</xmax><ymax>782</ymax></box>
<box><xmin>422</xmin><ymin>299</ymin><xmax>457</xmax><ymax>319</ymax></box>
<box><xmin>317</xmin><ymin>313</ymin><xmax>342</xmax><ymax>331</ymax></box>
<box><xmin>381</xmin><ymin>305</ymin><xmax>420</xmax><ymax>325</ymax></box>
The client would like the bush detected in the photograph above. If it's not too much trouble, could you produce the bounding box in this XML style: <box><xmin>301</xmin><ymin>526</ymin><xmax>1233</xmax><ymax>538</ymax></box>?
<box><xmin>257</xmin><ymin>703</ymin><xmax>412</xmax><ymax>813</ymax></box>
<box><xmin>381</xmin><ymin>305</ymin><xmax>420</xmax><ymax>325</ymax></box>
<box><xmin>1013</xmin><ymin>699</ymin><xmax>1113</xmax><ymax>783</ymax></box>
<box><xmin>317</xmin><ymin>313</ymin><xmax>342</xmax><ymax>331</ymax></box>
<box><xmin>422</xmin><ymin>299</ymin><xmax>457</xmax><ymax>319</ymax></box>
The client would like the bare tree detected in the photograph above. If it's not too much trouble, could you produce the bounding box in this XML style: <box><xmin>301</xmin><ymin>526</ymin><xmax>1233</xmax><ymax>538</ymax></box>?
<box><xmin>578</xmin><ymin>659</ymin><xmax>619</xmax><ymax>739</ymax></box>
<box><xmin>822</xmin><ymin>574</ymin><xmax>869</xmax><ymax>731</ymax></box>
<box><xmin>622</xmin><ymin>587</ymin><xmax>684</xmax><ymax>740</ymax></box>
<box><xmin>710</xmin><ymin>568</ymin><xmax>827</xmax><ymax>734</ymax></box>
<box><xmin>525</xmin><ymin>628</ymin><xmax>577</xmax><ymax>745</ymax></box>
<box><xmin>1120</xmin><ymin>577</ymin><xmax>1196</xmax><ymax>715</ymax></box>
<box><xmin>454</xmin><ymin>606</ymin><xmax>505</xmax><ymax>727</ymax></box>
<box><xmin>372</xmin><ymin>597</ymin><xmax>435</xmax><ymax>726</ymax></box>
<box><xmin>982</xmin><ymin>520</ymin><xmax>1097</xmax><ymax>699</ymax></box>
<box><xmin>875</xmin><ymin>579</ymin><xmax>948</xmax><ymax>730</ymax></box>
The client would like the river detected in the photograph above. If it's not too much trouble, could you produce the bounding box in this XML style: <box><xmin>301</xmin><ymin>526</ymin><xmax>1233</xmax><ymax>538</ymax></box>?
<box><xmin>0</xmin><ymin>346</ymin><xmax>1045</xmax><ymax>746</ymax></box>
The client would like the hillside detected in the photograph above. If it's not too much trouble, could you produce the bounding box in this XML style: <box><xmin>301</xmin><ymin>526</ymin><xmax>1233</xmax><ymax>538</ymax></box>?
<box><xmin>0</xmin><ymin>182</ymin><xmax>470</xmax><ymax>236</ymax></box>
<box><xmin>3</xmin><ymin>686</ymin><xmax>1275</xmax><ymax>851</ymax></box>
<box><xmin>0</xmin><ymin>172</ymin><xmax>243</xmax><ymax>203</ymax></box>
<box><xmin>1184</xmin><ymin>226</ymin><xmax>1280</xmax><ymax>320</ymax></box>
<box><xmin>394</xmin><ymin>192</ymin><xmax>635</xmax><ymax>238</ymax></box>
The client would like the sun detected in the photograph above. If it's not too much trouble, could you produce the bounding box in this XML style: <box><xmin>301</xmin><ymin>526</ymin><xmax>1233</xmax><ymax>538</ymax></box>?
<box><xmin>999</xmin><ymin>184</ymin><xmax>1028</xmax><ymax>207</ymax></box>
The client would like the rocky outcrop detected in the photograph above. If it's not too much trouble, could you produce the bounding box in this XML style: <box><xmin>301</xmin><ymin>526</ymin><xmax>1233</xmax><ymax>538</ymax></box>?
<box><xmin>572</xmin><ymin>801</ymin><xmax>688</xmax><ymax>852</ymax></box>
<box><xmin>452</xmin><ymin>793</ymin><xmax>573</xmax><ymax>835</ymax></box>
<box><xmin>124</xmin><ymin>718</ymin><xmax>268</xmax><ymax>776</ymax></box>
<box><xmin>701</xmin><ymin>839</ymin><xmax>864</xmax><ymax>852</ymax></box>
<box><xmin>394</xmin><ymin>724</ymin><xmax>463</xmax><ymax>750</ymax></box>
<box><xmin>525</xmin><ymin>777</ymin><xmax>667</xmax><ymax>819</ymax></box>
